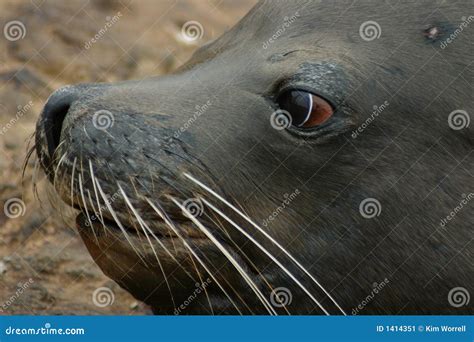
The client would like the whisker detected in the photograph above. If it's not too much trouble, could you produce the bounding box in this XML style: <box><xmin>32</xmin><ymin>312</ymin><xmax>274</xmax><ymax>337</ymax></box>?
<box><xmin>78</xmin><ymin>173</ymin><xmax>98</xmax><ymax>244</ymax></box>
<box><xmin>70</xmin><ymin>157</ymin><xmax>77</xmax><ymax>210</ymax></box>
<box><xmin>89</xmin><ymin>160</ymin><xmax>105</xmax><ymax>227</ymax></box>
<box><xmin>168</xmin><ymin>195</ymin><xmax>277</xmax><ymax>315</ymax></box>
<box><xmin>203</xmin><ymin>210</ymin><xmax>274</xmax><ymax>315</ymax></box>
<box><xmin>203</xmin><ymin>197</ymin><xmax>329</xmax><ymax>315</ymax></box>
<box><xmin>52</xmin><ymin>152</ymin><xmax>68</xmax><ymax>191</ymax></box>
<box><xmin>94</xmin><ymin>178</ymin><xmax>147</xmax><ymax>264</ymax></box>
<box><xmin>146</xmin><ymin>198</ymin><xmax>243</xmax><ymax>315</ymax></box>
<box><xmin>183</xmin><ymin>172</ymin><xmax>346</xmax><ymax>315</ymax></box>
<box><xmin>117</xmin><ymin>183</ymin><xmax>176</xmax><ymax>308</ymax></box>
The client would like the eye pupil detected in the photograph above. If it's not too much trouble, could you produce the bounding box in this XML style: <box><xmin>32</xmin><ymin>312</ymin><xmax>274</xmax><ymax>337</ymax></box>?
<box><xmin>277</xmin><ymin>89</ymin><xmax>334</xmax><ymax>129</ymax></box>
<box><xmin>278</xmin><ymin>90</ymin><xmax>312</xmax><ymax>126</ymax></box>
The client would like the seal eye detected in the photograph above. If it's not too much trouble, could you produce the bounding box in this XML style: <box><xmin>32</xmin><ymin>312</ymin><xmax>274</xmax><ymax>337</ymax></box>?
<box><xmin>277</xmin><ymin>90</ymin><xmax>334</xmax><ymax>128</ymax></box>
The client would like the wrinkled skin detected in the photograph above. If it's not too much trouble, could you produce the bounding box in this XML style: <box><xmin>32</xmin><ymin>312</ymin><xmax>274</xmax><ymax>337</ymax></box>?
<box><xmin>35</xmin><ymin>0</ymin><xmax>473</xmax><ymax>314</ymax></box>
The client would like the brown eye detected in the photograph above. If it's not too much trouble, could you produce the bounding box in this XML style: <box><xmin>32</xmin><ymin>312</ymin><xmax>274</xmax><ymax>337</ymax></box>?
<box><xmin>277</xmin><ymin>90</ymin><xmax>334</xmax><ymax>128</ymax></box>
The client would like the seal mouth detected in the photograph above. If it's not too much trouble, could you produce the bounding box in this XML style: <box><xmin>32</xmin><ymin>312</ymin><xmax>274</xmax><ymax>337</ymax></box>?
<box><xmin>72</xmin><ymin>200</ymin><xmax>206</xmax><ymax>242</ymax></box>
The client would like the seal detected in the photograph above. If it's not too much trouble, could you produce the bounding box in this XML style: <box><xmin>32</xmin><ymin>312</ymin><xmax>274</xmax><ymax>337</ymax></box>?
<box><xmin>34</xmin><ymin>0</ymin><xmax>473</xmax><ymax>315</ymax></box>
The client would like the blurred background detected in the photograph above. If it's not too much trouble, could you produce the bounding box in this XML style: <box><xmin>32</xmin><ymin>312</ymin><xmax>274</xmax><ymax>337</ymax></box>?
<box><xmin>0</xmin><ymin>0</ymin><xmax>256</xmax><ymax>315</ymax></box>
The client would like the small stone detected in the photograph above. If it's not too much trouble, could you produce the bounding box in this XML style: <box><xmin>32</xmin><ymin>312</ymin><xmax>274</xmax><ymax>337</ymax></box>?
<box><xmin>0</xmin><ymin>261</ymin><xmax>7</xmax><ymax>275</ymax></box>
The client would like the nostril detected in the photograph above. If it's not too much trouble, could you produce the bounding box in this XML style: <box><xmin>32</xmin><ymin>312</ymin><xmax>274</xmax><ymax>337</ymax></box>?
<box><xmin>40</xmin><ymin>86</ymin><xmax>77</xmax><ymax>160</ymax></box>
<box><xmin>44</xmin><ymin>102</ymin><xmax>70</xmax><ymax>157</ymax></box>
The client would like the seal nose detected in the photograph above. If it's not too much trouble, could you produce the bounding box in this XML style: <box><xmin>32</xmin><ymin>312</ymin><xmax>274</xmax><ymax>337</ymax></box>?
<box><xmin>40</xmin><ymin>86</ymin><xmax>78</xmax><ymax>159</ymax></box>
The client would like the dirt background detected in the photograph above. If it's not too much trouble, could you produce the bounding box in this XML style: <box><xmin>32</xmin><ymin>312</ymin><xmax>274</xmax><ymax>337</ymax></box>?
<box><xmin>0</xmin><ymin>0</ymin><xmax>256</xmax><ymax>315</ymax></box>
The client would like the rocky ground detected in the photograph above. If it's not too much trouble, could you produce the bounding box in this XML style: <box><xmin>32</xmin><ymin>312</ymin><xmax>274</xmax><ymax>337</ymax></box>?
<box><xmin>0</xmin><ymin>0</ymin><xmax>255</xmax><ymax>315</ymax></box>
